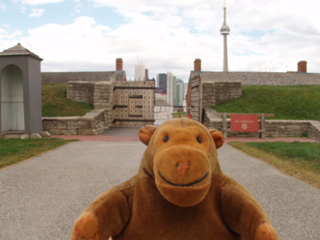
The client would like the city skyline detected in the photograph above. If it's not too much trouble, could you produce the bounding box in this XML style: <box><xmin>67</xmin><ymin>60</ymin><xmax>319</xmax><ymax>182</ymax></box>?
<box><xmin>1</xmin><ymin>0</ymin><xmax>319</xmax><ymax>82</ymax></box>
<box><xmin>156</xmin><ymin>72</ymin><xmax>185</xmax><ymax>107</ymax></box>
<box><xmin>134</xmin><ymin>63</ymin><xmax>145</xmax><ymax>81</ymax></box>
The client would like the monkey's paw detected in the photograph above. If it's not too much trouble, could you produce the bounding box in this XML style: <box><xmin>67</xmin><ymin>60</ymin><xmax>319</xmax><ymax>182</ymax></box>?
<box><xmin>255</xmin><ymin>223</ymin><xmax>279</xmax><ymax>240</ymax></box>
<box><xmin>72</xmin><ymin>212</ymin><xmax>99</xmax><ymax>240</ymax></box>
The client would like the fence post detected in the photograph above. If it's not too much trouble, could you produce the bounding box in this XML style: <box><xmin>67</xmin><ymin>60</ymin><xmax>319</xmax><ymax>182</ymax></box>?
<box><xmin>223</xmin><ymin>113</ymin><xmax>228</xmax><ymax>138</ymax></box>
<box><xmin>260</xmin><ymin>114</ymin><xmax>265</xmax><ymax>139</ymax></box>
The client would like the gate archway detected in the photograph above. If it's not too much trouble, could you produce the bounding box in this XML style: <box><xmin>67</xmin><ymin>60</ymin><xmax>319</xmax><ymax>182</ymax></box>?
<box><xmin>1</xmin><ymin>65</ymin><xmax>25</xmax><ymax>132</ymax></box>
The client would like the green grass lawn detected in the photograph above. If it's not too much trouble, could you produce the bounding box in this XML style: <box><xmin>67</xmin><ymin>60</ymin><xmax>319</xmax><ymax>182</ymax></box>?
<box><xmin>172</xmin><ymin>111</ymin><xmax>187</xmax><ymax>118</ymax></box>
<box><xmin>229</xmin><ymin>141</ymin><xmax>320</xmax><ymax>189</ymax></box>
<box><xmin>214</xmin><ymin>85</ymin><xmax>320</xmax><ymax>121</ymax></box>
<box><xmin>0</xmin><ymin>138</ymin><xmax>73</xmax><ymax>168</ymax></box>
<box><xmin>42</xmin><ymin>83</ymin><xmax>94</xmax><ymax>117</ymax></box>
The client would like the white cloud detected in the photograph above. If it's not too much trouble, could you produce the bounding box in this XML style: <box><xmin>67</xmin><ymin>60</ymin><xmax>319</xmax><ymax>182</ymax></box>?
<box><xmin>101</xmin><ymin>0</ymin><xmax>320</xmax><ymax>76</ymax></box>
<box><xmin>15</xmin><ymin>0</ymin><xmax>64</xmax><ymax>5</ymax></box>
<box><xmin>0</xmin><ymin>27</ymin><xmax>23</xmax><ymax>52</ymax></box>
<box><xmin>29</xmin><ymin>8</ymin><xmax>45</xmax><ymax>17</ymax></box>
<box><xmin>0</xmin><ymin>28</ymin><xmax>6</xmax><ymax>35</ymax></box>
<box><xmin>3</xmin><ymin>0</ymin><xmax>319</xmax><ymax>81</ymax></box>
<box><xmin>0</xmin><ymin>3</ymin><xmax>6</xmax><ymax>12</ymax></box>
<box><xmin>19</xmin><ymin>16</ymin><xmax>111</xmax><ymax>69</ymax></box>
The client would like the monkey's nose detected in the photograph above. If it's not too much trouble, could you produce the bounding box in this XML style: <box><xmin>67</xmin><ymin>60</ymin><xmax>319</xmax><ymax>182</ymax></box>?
<box><xmin>176</xmin><ymin>161</ymin><xmax>191</xmax><ymax>177</ymax></box>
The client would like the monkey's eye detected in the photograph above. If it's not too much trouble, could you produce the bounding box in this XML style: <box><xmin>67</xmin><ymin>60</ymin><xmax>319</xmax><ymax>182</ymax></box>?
<box><xmin>196</xmin><ymin>136</ymin><xmax>202</xmax><ymax>143</ymax></box>
<box><xmin>163</xmin><ymin>135</ymin><xmax>169</xmax><ymax>143</ymax></box>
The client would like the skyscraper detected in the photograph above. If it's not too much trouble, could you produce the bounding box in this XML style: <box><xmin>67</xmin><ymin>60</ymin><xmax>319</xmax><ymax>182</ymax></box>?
<box><xmin>135</xmin><ymin>63</ymin><xmax>145</xmax><ymax>81</ymax></box>
<box><xmin>173</xmin><ymin>76</ymin><xmax>177</xmax><ymax>106</ymax></box>
<box><xmin>157</xmin><ymin>73</ymin><xmax>167</xmax><ymax>93</ymax></box>
<box><xmin>220</xmin><ymin>0</ymin><xmax>230</xmax><ymax>72</ymax></box>
<box><xmin>176</xmin><ymin>79</ymin><xmax>185</xmax><ymax>107</ymax></box>
<box><xmin>166</xmin><ymin>72</ymin><xmax>174</xmax><ymax>106</ymax></box>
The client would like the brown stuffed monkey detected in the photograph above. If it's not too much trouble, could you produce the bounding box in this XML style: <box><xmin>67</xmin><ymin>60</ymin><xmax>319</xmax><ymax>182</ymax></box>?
<box><xmin>72</xmin><ymin>119</ymin><xmax>278</xmax><ymax>240</ymax></box>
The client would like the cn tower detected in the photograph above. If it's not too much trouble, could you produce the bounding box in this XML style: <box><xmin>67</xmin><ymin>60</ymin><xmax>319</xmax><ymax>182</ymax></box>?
<box><xmin>220</xmin><ymin>0</ymin><xmax>230</xmax><ymax>72</ymax></box>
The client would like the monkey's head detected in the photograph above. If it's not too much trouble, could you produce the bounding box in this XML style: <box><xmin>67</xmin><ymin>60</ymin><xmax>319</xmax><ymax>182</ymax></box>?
<box><xmin>139</xmin><ymin>119</ymin><xmax>224</xmax><ymax>207</ymax></box>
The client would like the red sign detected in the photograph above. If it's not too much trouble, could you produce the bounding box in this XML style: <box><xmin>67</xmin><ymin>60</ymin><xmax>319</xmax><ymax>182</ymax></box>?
<box><xmin>231</xmin><ymin>115</ymin><xmax>259</xmax><ymax>132</ymax></box>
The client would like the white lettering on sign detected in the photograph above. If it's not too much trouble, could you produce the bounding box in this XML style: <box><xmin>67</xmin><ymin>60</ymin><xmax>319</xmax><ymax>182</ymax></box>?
<box><xmin>231</xmin><ymin>115</ymin><xmax>259</xmax><ymax>132</ymax></box>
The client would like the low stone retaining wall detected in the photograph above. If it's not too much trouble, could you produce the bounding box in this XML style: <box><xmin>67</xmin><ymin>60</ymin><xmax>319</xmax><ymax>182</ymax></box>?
<box><xmin>204</xmin><ymin>108</ymin><xmax>320</xmax><ymax>140</ymax></box>
<box><xmin>67</xmin><ymin>81</ymin><xmax>94</xmax><ymax>104</ymax></box>
<box><xmin>309</xmin><ymin>121</ymin><xmax>320</xmax><ymax>140</ymax></box>
<box><xmin>215</xmin><ymin>82</ymin><xmax>242</xmax><ymax>104</ymax></box>
<box><xmin>66</xmin><ymin>80</ymin><xmax>154</xmax><ymax>128</ymax></box>
<box><xmin>43</xmin><ymin>109</ymin><xmax>110</xmax><ymax>135</ymax></box>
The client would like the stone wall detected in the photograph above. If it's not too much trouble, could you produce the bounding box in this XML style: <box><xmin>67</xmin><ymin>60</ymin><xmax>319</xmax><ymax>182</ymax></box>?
<box><xmin>67</xmin><ymin>81</ymin><xmax>94</xmax><ymax>104</ymax></box>
<box><xmin>203</xmin><ymin>109</ymin><xmax>320</xmax><ymax>140</ymax></box>
<box><xmin>188</xmin><ymin>74</ymin><xmax>201</xmax><ymax>121</ymax></box>
<box><xmin>308</xmin><ymin>121</ymin><xmax>320</xmax><ymax>140</ymax></box>
<box><xmin>41</xmin><ymin>71</ymin><xmax>126</xmax><ymax>83</ymax></box>
<box><xmin>215</xmin><ymin>82</ymin><xmax>242</xmax><ymax>104</ymax></box>
<box><xmin>44</xmin><ymin>81</ymin><xmax>115</xmax><ymax>135</ymax></box>
<box><xmin>63</xmin><ymin>80</ymin><xmax>155</xmax><ymax>129</ymax></box>
<box><xmin>187</xmin><ymin>77</ymin><xmax>242</xmax><ymax>122</ymax></box>
<box><xmin>192</xmin><ymin>71</ymin><xmax>320</xmax><ymax>85</ymax></box>
<box><xmin>202</xmin><ymin>81</ymin><xmax>216</xmax><ymax>108</ymax></box>
<box><xmin>266</xmin><ymin>120</ymin><xmax>310</xmax><ymax>137</ymax></box>
<box><xmin>43</xmin><ymin>109</ymin><xmax>109</xmax><ymax>135</ymax></box>
<box><xmin>94</xmin><ymin>82</ymin><xmax>113</xmax><ymax>127</ymax></box>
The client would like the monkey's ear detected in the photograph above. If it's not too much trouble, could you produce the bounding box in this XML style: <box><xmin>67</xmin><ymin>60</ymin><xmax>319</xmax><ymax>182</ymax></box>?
<box><xmin>209</xmin><ymin>129</ymin><xmax>224</xmax><ymax>149</ymax></box>
<box><xmin>139</xmin><ymin>125</ymin><xmax>157</xmax><ymax>145</ymax></box>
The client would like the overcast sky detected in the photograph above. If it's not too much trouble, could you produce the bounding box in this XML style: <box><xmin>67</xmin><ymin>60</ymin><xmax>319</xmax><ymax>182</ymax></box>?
<box><xmin>1</xmin><ymin>0</ymin><xmax>319</xmax><ymax>82</ymax></box>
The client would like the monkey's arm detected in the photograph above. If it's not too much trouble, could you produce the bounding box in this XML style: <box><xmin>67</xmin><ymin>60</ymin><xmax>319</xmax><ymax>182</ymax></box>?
<box><xmin>220</xmin><ymin>176</ymin><xmax>278</xmax><ymax>240</ymax></box>
<box><xmin>72</xmin><ymin>190</ymin><xmax>131</xmax><ymax>240</ymax></box>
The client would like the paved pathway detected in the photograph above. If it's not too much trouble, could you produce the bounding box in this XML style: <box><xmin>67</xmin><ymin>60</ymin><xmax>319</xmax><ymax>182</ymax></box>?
<box><xmin>1</xmin><ymin>141</ymin><xmax>319</xmax><ymax>239</ymax></box>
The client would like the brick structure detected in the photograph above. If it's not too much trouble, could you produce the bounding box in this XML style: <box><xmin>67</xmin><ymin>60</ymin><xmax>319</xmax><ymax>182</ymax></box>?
<box><xmin>116</xmin><ymin>58</ymin><xmax>123</xmax><ymax>71</ymax></box>
<box><xmin>298</xmin><ymin>61</ymin><xmax>307</xmax><ymax>73</ymax></box>
<box><xmin>194</xmin><ymin>58</ymin><xmax>201</xmax><ymax>72</ymax></box>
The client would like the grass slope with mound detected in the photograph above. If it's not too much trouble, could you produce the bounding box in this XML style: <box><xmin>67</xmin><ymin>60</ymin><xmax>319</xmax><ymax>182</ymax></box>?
<box><xmin>42</xmin><ymin>83</ymin><xmax>94</xmax><ymax>117</ymax></box>
<box><xmin>214</xmin><ymin>85</ymin><xmax>320</xmax><ymax>121</ymax></box>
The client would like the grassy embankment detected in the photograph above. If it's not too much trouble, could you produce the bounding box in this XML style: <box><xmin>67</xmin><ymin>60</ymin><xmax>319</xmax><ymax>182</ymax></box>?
<box><xmin>229</xmin><ymin>141</ymin><xmax>320</xmax><ymax>189</ymax></box>
<box><xmin>214</xmin><ymin>85</ymin><xmax>320</xmax><ymax>121</ymax></box>
<box><xmin>172</xmin><ymin>112</ymin><xmax>187</xmax><ymax>118</ymax></box>
<box><xmin>0</xmin><ymin>138</ymin><xmax>74</xmax><ymax>169</ymax></box>
<box><xmin>214</xmin><ymin>85</ymin><xmax>320</xmax><ymax>188</ymax></box>
<box><xmin>42</xmin><ymin>83</ymin><xmax>93</xmax><ymax>117</ymax></box>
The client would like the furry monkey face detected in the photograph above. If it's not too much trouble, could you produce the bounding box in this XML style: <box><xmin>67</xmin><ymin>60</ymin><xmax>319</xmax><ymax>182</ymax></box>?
<box><xmin>139</xmin><ymin>119</ymin><xmax>224</xmax><ymax>207</ymax></box>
